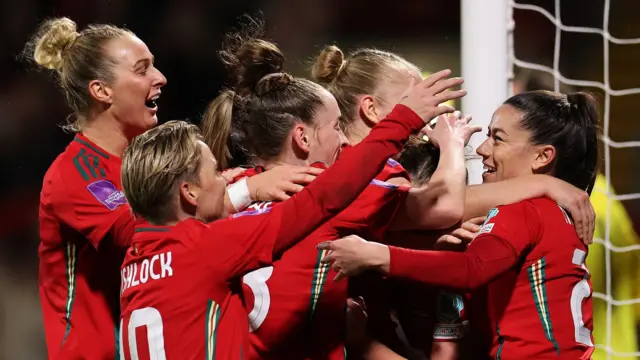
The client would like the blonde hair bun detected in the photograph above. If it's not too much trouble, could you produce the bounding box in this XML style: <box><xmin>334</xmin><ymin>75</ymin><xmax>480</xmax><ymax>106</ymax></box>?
<box><xmin>33</xmin><ymin>17</ymin><xmax>79</xmax><ymax>71</ymax></box>
<box><xmin>311</xmin><ymin>45</ymin><xmax>345</xmax><ymax>84</ymax></box>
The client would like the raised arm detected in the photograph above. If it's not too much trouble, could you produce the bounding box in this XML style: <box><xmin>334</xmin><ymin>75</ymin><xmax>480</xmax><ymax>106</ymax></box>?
<box><xmin>205</xmin><ymin>105</ymin><xmax>435</xmax><ymax>280</ymax></box>
<box><xmin>223</xmin><ymin>165</ymin><xmax>324</xmax><ymax>214</ymax></box>
<box><xmin>205</xmin><ymin>71</ymin><xmax>466</xmax><ymax>278</ymax></box>
<box><xmin>391</xmin><ymin>113</ymin><xmax>479</xmax><ymax>231</ymax></box>
<box><xmin>270</xmin><ymin>104</ymin><xmax>425</xmax><ymax>254</ymax></box>
<box><xmin>271</xmin><ymin>70</ymin><xmax>467</xmax><ymax>255</ymax></box>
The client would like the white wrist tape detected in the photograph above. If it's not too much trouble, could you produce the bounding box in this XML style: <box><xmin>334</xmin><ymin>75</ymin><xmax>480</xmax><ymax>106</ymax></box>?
<box><xmin>228</xmin><ymin>177</ymin><xmax>252</xmax><ymax>212</ymax></box>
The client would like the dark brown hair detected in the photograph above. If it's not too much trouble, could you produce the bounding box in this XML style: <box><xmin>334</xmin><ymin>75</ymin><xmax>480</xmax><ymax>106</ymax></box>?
<box><xmin>396</xmin><ymin>137</ymin><xmax>441</xmax><ymax>187</ymax></box>
<box><xmin>504</xmin><ymin>90</ymin><xmax>600</xmax><ymax>194</ymax></box>
<box><xmin>201</xmin><ymin>18</ymin><xmax>326</xmax><ymax>169</ymax></box>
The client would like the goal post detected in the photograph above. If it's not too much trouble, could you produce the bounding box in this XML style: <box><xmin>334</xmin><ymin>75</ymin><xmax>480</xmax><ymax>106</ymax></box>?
<box><xmin>460</xmin><ymin>0</ymin><xmax>511</xmax><ymax>185</ymax></box>
<box><xmin>462</xmin><ymin>1</ymin><xmax>640</xmax><ymax>359</ymax></box>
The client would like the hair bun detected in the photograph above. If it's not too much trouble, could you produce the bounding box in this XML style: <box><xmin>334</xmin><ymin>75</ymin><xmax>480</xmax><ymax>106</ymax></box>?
<box><xmin>219</xmin><ymin>18</ymin><xmax>286</xmax><ymax>94</ymax></box>
<box><xmin>311</xmin><ymin>45</ymin><xmax>345</xmax><ymax>84</ymax></box>
<box><xmin>32</xmin><ymin>17</ymin><xmax>79</xmax><ymax>71</ymax></box>
<box><xmin>254</xmin><ymin>73</ymin><xmax>293</xmax><ymax>97</ymax></box>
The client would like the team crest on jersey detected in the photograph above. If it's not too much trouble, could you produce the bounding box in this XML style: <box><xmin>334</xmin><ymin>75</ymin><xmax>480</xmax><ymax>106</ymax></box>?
<box><xmin>484</xmin><ymin>208</ymin><xmax>499</xmax><ymax>225</ymax></box>
<box><xmin>436</xmin><ymin>292</ymin><xmax>464</xmax><ymax>324</ymax></box>
<box><xmin>87</xmin><ymin>180</ymin><xmax>127</xmax><ymax>210</ymax></box>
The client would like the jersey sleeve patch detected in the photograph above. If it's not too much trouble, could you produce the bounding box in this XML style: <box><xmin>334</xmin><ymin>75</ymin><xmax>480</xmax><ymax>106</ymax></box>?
<box><xmin>86</xmin><ymin>180</ymin><xmax>127</xmax><ymax>210</ymax></box>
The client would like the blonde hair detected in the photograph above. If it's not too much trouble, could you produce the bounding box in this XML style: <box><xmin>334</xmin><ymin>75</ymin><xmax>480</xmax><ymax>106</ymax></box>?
<box><xmin>25</xmin><ymin>17</ymin><xmax>133</xmax><ymax>132</ymax></box>
<box><xmin>121</xmin><ymin>120</ymin><xmax>203</xmax><ymax>224</ymax></box>
<box><xmin>201</xmin><ymin>90</ymin><xmax>242</xmax><ymax>170</ymax></box>
<box><xmin>311</xmin><ymin>45</ymin><xmax>420</xmax><ymax>131</ymax></box>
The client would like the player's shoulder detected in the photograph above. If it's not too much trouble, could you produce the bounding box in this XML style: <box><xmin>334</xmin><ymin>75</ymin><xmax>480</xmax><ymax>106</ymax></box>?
<box><xmin>45</xmin><ymin>135</ymin><xmax>126</xmax><ymax>207</ymax></box>
<box><xmin>375</xmin><ymin>158</ymin><xmax>410</xmax><ymax>182</ymax></box>
<box><xmin>495</xmin><ymin>197</ymin><xmax>551</xmax><ymax>214</ymax></box>
<box><xmin>57</xmin><ymin>134</ymin><xmax>119</xmax><ymax>183</ymax></box>
<box><xmin>41</xmin><ymin>152</ymin><xmax>68</xmax><ymax>196</ymax></box>
<box><xmin>227</xmin><ymin>166</ymin><xmax>265</xmax><ymax>185</ymax></box>
<box><xmin>173</xmin><ymin>218</ymin><xmax>211</xmax><ymax>240</ymax></box>
<box><xmin>481</xmin><ymin>199</ymin><xmax>547</xmax><ymax>230</ymax></box>
<box><xmin>363</xmin><ymin>159</ymin><xmax>411</xmax><ymax>192</ymax></box>
<box><xmin>525</xmin><ymin>196</ymin><xmax>558</xmax><ymax>209</ymax></box>
<box><xmin>206</xmin><ymin>207</ymin><xmax>275</xmax><ymax>237</ymax></box>
<box><xmin>133</xmin><ymin>219</ymin><xmax>210</xmax><ymax>256</ymax></box>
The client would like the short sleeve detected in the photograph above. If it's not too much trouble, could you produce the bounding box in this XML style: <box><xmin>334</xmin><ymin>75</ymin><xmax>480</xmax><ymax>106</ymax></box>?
<box><xmin>473</xmin><ymin>201</ymin><xmax>541</xmax><ymax>255</ymax></box>
<box><xmin>52</xmin><ymin>172</ymin><xmax>133</xmax><ymax>250</ymax></box>
<box><xmin>199</xmin><ymin>206</ymin><xmax>282</xmax><ymax>280</ymax></box>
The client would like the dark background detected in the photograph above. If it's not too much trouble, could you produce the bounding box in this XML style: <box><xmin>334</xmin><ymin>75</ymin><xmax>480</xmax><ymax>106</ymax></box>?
<box><xmin>1</xmin><ymin>0</ymin><xmax>638</xmax><ymax>357</ymax></box>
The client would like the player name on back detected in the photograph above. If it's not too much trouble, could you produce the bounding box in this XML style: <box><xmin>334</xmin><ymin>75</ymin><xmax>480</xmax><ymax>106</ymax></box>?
<box><xmin>121</xmin><ymin>252</ymin><xmax>174</xmax><ymax>293</ymax></box>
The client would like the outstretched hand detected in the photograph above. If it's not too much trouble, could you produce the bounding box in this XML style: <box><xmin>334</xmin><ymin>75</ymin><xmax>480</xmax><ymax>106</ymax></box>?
<box><xmin>422</xmin><ymin>111</ymin><xmax>482</xmax><ymax>149</ymax></box>
<box><xmin>435</xmin><ymin>216</ymin><xmax>486</xmax><ymax>249</ymax></box>
<box><xmin>245</xmin><ymin>164</ymin><xmax>324</xmax><ymax>202</ymax></box>
<box><xmin>399</xmin><ymin>69</ymin><xmax>467</xmax><ymax>124</ymax></box>
<box><xmin>544</xmin><ymin>177</ymin><xmax>595</xmax><ymax>244</ymax></box>
<box><xmin>318</xmin><ymin>235</ymin><xmax>390</xmax><ymax>281</ymax></box>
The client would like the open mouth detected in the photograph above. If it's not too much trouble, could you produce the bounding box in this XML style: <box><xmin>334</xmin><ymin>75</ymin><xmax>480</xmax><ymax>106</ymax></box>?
<box><xmin>483</xmin><ymin>164</ymin><xmax>496</xmax><ymax>175</ymax></box>
<box><xmin>145</xmin><ymin>94</ymin><xmax>160</xmax><ymax>110</ymax></box>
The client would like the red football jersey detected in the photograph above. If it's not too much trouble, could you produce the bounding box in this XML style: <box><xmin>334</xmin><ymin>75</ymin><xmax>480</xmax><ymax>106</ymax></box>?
<box><xmin>389</xmin><ymin>197</ymin><xmax>594</xmax><ymax>359</ymax></box>
<box><xmin>118</xmin><ymin>104</ymin><xmax>427</xmax><ymax>360</ymax></box>
<box><xmin>477</xmin><ymin>198</ymin><xmax>594</xmax><ymax>359</ymax></box>
<box><xmin>119</xmin><ymin>217</ymin><xmax>278</xmax><ymax>360</ymax></box>
<box><xmin>240</xmin><ymin>158</ymin><xmax>409</xmax><ymax>360</ymax></box>
<box><xmin>39</xmin><ymin>134</ymin><xmax>134</xmax><ymax>359</ymax></box>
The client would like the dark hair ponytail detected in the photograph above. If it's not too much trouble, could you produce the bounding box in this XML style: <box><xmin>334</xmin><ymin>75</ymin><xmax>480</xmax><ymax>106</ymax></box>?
<box><xmin>504</xmin><ymin>90</ymin><xmax>600</xmax><ymax>194</ymax></box>
<box><xmin>201</xmin><ymin>17</ymin><xmax>326</xmax><ymax>167</ymax></box>
<box><xmin>566</xmin><ymin>92</ymin><xmax>599</xmax><ymax>193</ymax></box>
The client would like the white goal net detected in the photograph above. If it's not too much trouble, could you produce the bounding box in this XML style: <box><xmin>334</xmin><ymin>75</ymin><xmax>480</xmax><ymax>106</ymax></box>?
<box><xmin>462</xmin><ymin>1</ymin><xmax>640</xmax><ymax>359</ymax></box>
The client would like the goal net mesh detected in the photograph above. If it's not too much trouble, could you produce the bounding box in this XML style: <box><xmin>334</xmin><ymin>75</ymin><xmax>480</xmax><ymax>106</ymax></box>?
<box><xmin>509</xmin><ymin>1</ymin><xmax>640</xmax><ymax>359</ymax></box>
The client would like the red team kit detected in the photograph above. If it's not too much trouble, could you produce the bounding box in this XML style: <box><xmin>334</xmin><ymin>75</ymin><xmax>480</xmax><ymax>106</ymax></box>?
<box><xmin>39</xmin><ymin>134</ymin><xmax>134</xmax><ymax>359</ymax></box>
<box><xmin>116</xmin><ymin>105</ymin><xmax>432</xmax><ymax>359</ymax></box>
<box><xmin>37</xmin><ymin>102</ymin><xmax>594</xmax><ymax>359</ymax></box>
<box><xmin>387</xmin><ymin>198</ymin><xmax>594</xmax><ymax>359</ymax></box>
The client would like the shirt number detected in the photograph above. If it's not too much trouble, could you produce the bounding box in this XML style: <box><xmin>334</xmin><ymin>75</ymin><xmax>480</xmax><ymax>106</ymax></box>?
<box><xmin>242</xmin><ymin>266</ymin><xmax>274</xmax><ymax>332</ymax></box>
<box><xmin>119</xmin><ymin>307</ymin><xmax>167</xmax><ymax>360</ymax></box>
<box><xmin>570</xmin><ymin>249</ymin><xmax>593</xmax><ymax>346</ymax></box>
